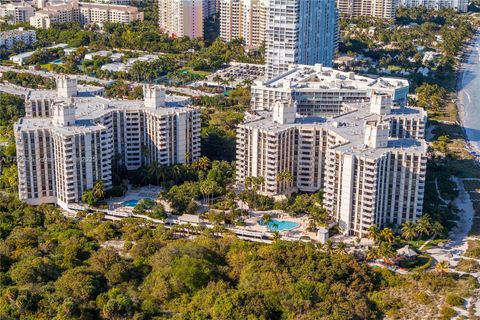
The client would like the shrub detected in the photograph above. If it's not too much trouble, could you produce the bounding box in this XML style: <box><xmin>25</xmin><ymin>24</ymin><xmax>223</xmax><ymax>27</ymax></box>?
<box><xmin>439</xmin><ymin>306</ymin><xmax>457</xmax><ymax>320</ymax></box>
<box><xmin>445</xmin><ymin>293</ymin><xmax>464</xmax><ymax>307</ymax></box>
<box><xmin>456</xmin><ymin>259</ymin><xmax>480</xmax><ymax>273</ymax></box>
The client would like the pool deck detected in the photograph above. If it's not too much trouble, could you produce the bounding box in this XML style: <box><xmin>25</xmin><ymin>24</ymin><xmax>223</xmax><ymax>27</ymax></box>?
<box><xmin>244</xmin><ymin>211</ymin><xmax>315</xmax><ymax>239</ymax></box>
<box><xmin>107</xmin><ymin>185</ymin><xmax>163</xmax><ymax>211</ymax></box>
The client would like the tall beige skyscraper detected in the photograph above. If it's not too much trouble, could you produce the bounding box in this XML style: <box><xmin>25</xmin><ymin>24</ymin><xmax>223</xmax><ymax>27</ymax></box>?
<box><xmin>219</xmin><ymin>0</ymin><xmax>268</xmax><ymax>48</ymax></box>
<box><xmin>158</xmin><ymin>0</ymin><xmax>218</xmax><ymax>39</ymax></box>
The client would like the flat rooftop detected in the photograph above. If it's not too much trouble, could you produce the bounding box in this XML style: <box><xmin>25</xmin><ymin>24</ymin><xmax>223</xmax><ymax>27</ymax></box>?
<box><xmin>17</xmin><ymin>87</ymin><xmax>192</xmax><ymax>133</ymax></box>
<box><xmin>241</xmin><ymin>102</ymin><xmax>427</xmax><ymax>159</ymax></box>
<box><xmin>255</xmin><ymin>64</ymin><xmax>409</xmax><ymax>92</ymax></box>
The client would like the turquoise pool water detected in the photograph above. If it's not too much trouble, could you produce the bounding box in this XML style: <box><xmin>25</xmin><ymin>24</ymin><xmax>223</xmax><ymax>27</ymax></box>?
<box><xmin>259</xmin><ymin>219</ymin><xmax>300</xmax><ymax>231</ymax></box>
<box><xmin>122</xmin><ymin>198</ymin><xmax>152</xmax><ymax>207</ymax></box>
<box><xmin>51</xmin><ymin>59</ymin><xmax>63</xmax><ymax>65</ymax></box>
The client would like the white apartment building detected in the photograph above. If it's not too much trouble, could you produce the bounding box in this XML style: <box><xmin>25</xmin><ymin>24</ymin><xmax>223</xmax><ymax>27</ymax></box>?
<box><xmin>399</xmin><ymin>0</ymin><xmax>468</xmax><ymax>12</ymax></box>
<box><xmin>219</xmin><ymin>0</ymin><xmax>268</xmax><ymax>48</ymax></box>
<box><xmin>30</xmin><ymin>1</ymin><xmax>143</xmax><ymax>29</ymax></box>
<box><xmin>251</xmin><ymin>64</ymin><xmax>410</xmax><ymax>116</ymax></box>
<box><xmin>15</xmin><ymin>76</ymin><xmax>201</xmax><ymax>209</ymax></box>
<box><xmin>90</xmin><ymin>0</ymin><xmax>131</xmax><ymax>4</ymax></box>
<box><xmin>158</xmin><ymin>0</ymin><xmax>204</xmax><ymax>38</ymax></box>
<box><xmin>0</xmin><ymin>28</ymin><xmax>36</xmax><ymax>49</ymax></box>
<box><xmin>0</xmin><ymin>3</ymin><xmax>35</xmax><ymax>24</ymax></box>
<box><xmin>236</xmin><ymin>91</ymin><xmax>427</xmax><ymax>237</ymax></box>
<box><xmin>336</xmin><ymin>0</ymin><xmax>397</xmax><ymax>18</ymax></box>
<box><xmin>265</xmin><ymin>0</ymin><xmax>338</xmax><ymax>78</ymax></box>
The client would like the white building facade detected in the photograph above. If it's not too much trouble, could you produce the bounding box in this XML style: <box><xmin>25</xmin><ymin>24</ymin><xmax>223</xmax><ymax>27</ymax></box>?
<box><xmin>265</xmin><ymin>0</ymin><xmax>338</xmax><ymax>78</ymax></box>
<box><xmin>30</xmin><ymin>1</ymin><xmax>143</xmax><ymax>29</ymax></box>
<box><xmin>336</xmin><ymin>0</ymin><xmax>397</xmax><ymax>18</ymax></box>
<box><xmin>16</xmin><ymin>77</ymin><xmax>200</xmax><ymax>209</ymax></box>
<box><xmin>158</xmin><ymin>0</ymin><xmax>218</xmax><ymax>39</ymax></box>
<box><xmin>399</xmin><ymin>0</ymin><xmax>468</xmax><ymax>12</ymax></box>
<box><xmin>251</xmin><ymin>64</ymin><xmax>410</xmax><ymax>116</ymax></box>
<box><xmin>236</xmin><ymin>86</ymin><xmax>427</xmax><ymax>237</ymax></box>
<box><xmin>219</xmin><ymin>0</ymin><xmax>268</xmax><ymax>48</ymax></box>
<box><xmin>0</xmin><ymin>28</ymin><xmax>36</xmax><ymax>49</ymax></box>
<box><xmin>0</xmin><ymin>3</ymin><xmax>35</xmax><ymax>24</ymax></box>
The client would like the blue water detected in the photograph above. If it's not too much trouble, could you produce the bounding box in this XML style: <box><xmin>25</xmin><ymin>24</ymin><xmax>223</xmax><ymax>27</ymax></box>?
<box><xmin>51</xmin><ymin>59</ymin><xmax>63</xmax><ymax>65</ymax></box>
<box><xmin>122</xmin><ymin>198</ymin><xmax>153</xmax><ymax>207</ymax></box>
<box><xmin>259</xmin><ymin>219</ymin><xmax>300</xmax><ymax>231</ymax></box>
<box><xmin>459</xmin><ymin>33</ymin><xmax>480</xmax><ymax>154</ymax></box>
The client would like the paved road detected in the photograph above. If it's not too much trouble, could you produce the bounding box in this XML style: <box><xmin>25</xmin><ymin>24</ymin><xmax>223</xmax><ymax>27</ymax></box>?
<box><xmin>0</xmin><ymin>65</ymin><xmax>218</xmax><ymax>97</ymax></box>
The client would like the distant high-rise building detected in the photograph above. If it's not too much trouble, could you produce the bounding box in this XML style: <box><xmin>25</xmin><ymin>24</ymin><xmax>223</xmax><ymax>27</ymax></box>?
<box><xmin>265</xmin><ymin>0</ymin><xmax>338</xmax><ymax>78</ymax></box>
<box><xmin>0</xmin><ymin>3</ymin><xmax>35</xmax><ymax>24</ymax></box>
<box><xmin>336</xmin><ymin>0</ymin><xmax>397</xmax><ymax>18</ymax></box>
<box><xmin>158</xmin><ymin>0</ymin><xmax>218</xmax><ymax>39</ymax></box>
<box><xmin>398</xmin><ymin>0</ymin><xmax>467</xmax><ymax>12</ymax></box>
<box><xmin>29</xmin><ymin>1</ymin><xmax>144</xmax><ymax>29</ymax></box>
<box><xmin>219</xmin><ymin>0</ymin><xmax>268</xmax><ymax>48</ymax></box>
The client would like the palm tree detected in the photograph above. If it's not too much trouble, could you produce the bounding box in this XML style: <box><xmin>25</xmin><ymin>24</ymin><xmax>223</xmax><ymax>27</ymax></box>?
<box><xmin>276</xmin><ymin>171</ymin><xmax>294</xmax><ymax>191</ymax></box>
<box><xmin>336</xmin><ymin>241</ymin><xmax>347</xmax><ymax>254</ymax></box>
<box><xmin>431</xmin><ymin>221</ymin><xmax>444</xmax><ymax>239</ymax></box>
<box><xmin>213</xmin><ymin>74</ymin><xmax>222</xmax><ymax>88</ymax></box>
<box><xmin>366</xmin><ymin>247</ymin><xmax>379</xmax><ymax>261</ymax></box>
<box><xmin>380</xmin><ymin>228</ymin><xmax>395</xmax><ymax>244</ymax></box>
<box><xmin>242</xmin><ymin>78</ymin><xmax>253</xmax><ymax>87</ymax></box>
<box><xmin>325</xmin><ymin>240</ymin><xmax>333</xmax><ymax>255</ymax></box>
<box><xmin>367</xmin><ymin>225</ymin><xmax>380</xmax><ymax>244</ymax></box>
<box><xmin>272</xmin><ymin>231</ymin><xmax>280</xmax><ymax>242</ymax></box>
<box><xmin>92</xmin><ymin>180</ymin><xmax>105</xmax><ymax>200</ymax></box>
<box><xmin>200</xmin><ymin>180</ymin><xmax>217</xmax><ymax>205</ymax></box>
<box><xmin>401</xmin><ymin>221</ymin><xmax>417</xmax><ymax>243</ymax></box>
<box><xmin>416</xmin><ymin>215</ymin><xmax>432</xmax><ymax>239</ymax></box>
<box><xmin>193</xmin><ymin>156</ymin><xmax>211</xmax><ymax>171</ymax></box>
<box><xmin>147</xmin><ymin>161</ymin><xmax>165</xmax><ymax>185</ymax></box>
<box><xmin>260</xmin><ymin>213</ymin><xmax>272</xmax><ymax>225</ymax></box>
<box><xmin>435</xmin><ymin>260</ymin><xmax>450</xmax><ymax>275</ymax></box>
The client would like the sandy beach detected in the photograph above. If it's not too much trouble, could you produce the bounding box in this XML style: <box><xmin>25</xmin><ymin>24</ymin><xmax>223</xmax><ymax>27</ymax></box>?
<box><xmin>457</xmin><ymin>30</ymin><xmax>480</xmax><ymax>155</ymax></box>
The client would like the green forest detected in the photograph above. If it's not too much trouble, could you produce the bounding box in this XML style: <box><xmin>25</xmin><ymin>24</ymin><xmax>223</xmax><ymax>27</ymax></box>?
<box><xmin>0</xmin><ymin>194</ymin><xmax>476</xmax><ymax>319</ymax></box>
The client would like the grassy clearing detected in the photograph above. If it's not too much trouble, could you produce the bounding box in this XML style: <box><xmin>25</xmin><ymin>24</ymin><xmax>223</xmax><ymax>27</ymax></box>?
<box><xmin>465</xmin><ymin>240</ymin><xmax>480</xmax><ymax>258</ymax></box>
<box><xmin>456</xmin><ymin>258</ymin><xmax>480</xmax><ymax>273</ymax></box>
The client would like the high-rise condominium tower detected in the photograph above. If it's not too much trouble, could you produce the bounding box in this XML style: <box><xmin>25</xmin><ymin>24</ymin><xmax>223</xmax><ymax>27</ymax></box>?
<box><xmin>158</xmin><ymin>0</ymin><xmax>218</xmax><ymax>39</ymax></box>
<box><xmin>220</xmin><ymin>0</ymin><xmax>268</xmax><ymax>49</ymax></box>
<box><xmin>265</xmin><ymin>0</ymin><xmax>338</xmax><ymax>78</ymax></box>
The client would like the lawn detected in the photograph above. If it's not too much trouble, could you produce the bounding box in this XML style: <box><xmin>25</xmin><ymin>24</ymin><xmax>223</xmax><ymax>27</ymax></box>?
<box><xmin>179</xmin><ymin>67</ymin><xmax>211</xmax><ymax>77</ymax></box>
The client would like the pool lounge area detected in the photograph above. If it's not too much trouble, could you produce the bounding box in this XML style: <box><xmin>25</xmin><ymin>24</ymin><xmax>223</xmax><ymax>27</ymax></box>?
<box><xmin>259</xmin><ymin>219</ymin><xmax>300</xmax><ymax>232</ymax></box>
<box><xmin>122</xmin><ymin>198</ymin><xmax>153</xmax><ymax>207</ymax></box>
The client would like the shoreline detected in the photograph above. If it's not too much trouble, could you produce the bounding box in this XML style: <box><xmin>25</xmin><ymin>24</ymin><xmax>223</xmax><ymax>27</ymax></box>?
<box><xmin>456</xmin><ymin>29</ymin><xmax>480</xmax><ymax>156</ymax></box>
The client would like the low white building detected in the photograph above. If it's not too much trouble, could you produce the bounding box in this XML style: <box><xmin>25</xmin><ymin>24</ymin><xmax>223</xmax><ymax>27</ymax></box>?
<box><xmin>84</xmin><ymin>50</ymin><xmax>112</xmax><ymax>60</ymax></box>
<box><xmin>251</xmin><ymin>64</ymin><xmax>410</xmax><ymax>116</ymax></box>
<box><xmin>15</xmin><ymin>76</ymin><xmax>201</xmax><ymax>209</ymax></box>
<box><xmin>0</xmin><ymin>28</ymin><xmax>36</xmax><ymax>49</ymax></box>
<box><xmin>9</xmin><ymin>51</ymin><xmax>35</xmax><ymax>65</ymax></box>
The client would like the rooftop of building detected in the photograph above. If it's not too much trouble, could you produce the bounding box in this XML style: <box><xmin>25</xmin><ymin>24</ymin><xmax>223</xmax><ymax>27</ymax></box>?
<box><xmin>241</xmin><ymin>100</ymin><xmax>427</xmax><ymax>159</ymax></box>
<box><xmin>16</xmin><ymin>83</ymin><xmax>194</xmax><ymax>134</ymax></box>
<box><xmin>254</xmin><ymin>64</ymin><xmax>409</xmax><ymax>91</ymax></box>
<box><xmin>34</xmin><ymin>0</ymin><xmax>141</xmax><ymax>13</ymax></box>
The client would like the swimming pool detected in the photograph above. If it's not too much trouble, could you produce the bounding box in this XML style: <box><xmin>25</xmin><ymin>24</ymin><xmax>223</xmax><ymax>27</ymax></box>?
<box><xmin>122</xmin><ymin>198</ymin><xmax>152</xmax><ymax>207</ymax></box>
<box><xmin>259</xmin><ymin>219</ymin><xmax>300</xmax><ymax>231</ymax></box>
